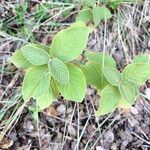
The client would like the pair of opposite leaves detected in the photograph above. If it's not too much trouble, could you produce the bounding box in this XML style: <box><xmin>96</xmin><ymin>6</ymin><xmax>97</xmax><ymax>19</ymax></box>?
<box><xmin>81</xmin><ymin>52</ymin><xmax>150</xmax><ymax>115</ymax></box>
<box><xmin>11</xmin><ymin>22</ymin><xmax>91</xmax><ymax>110</ymax></box>
<box><xmin>76</xmin><ymin>0</ymin><xmax>112</xmax><ymax>26</ymax></box>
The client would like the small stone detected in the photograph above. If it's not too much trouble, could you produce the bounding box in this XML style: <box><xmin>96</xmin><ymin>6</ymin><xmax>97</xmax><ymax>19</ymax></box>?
<box><xmin>56</xmin><ymin>104</ymin><xmax>66</xmax><ymax>115</ymax></box>
<box><xmin>0</xmin><ymin>87</ymin><xmax>4</xmax><ymax>96</ymax></box>
<box><xmin>82</xmin><ymin>139</ymin><xmax>88</xmax><ymax>144</ymax></box>
<box><xmin>131</xmin><ymin>107</ymin><xmax>138</xmax><ymax>115</ymax></box>
<box><xmin>128</xmin><ymin>117</ymin><xmax>138</xmax><ymax>127</ymax></box>
<box><xmin>96</xmin><ymin>146</ymin><xmax>105</xmax><ymax>150</ymax></box>
<box><xmin>67</xmin><ymin>114</ymin><xmax>72</xmax><ymax>120</ymax></box>
<box><xmin>103</xmin><ymin>130</ymin><xmax>114</xmax><ymax>143</ymax></box>
<box><xmin>79</xmin><ymin>110</ymin><xmax>85</xmax><ymax>118</ymax></box>
<box><xmin>87</xmin><ymin>124</ymin><xmax>93</xmax><ymax>133</ymax></box>
<box><xmin>86</xmin><ymin>88</ymin><xmax>94</xmax><ymax>95</ymax></box>
<box><xmin>122</xmin><ymin>140</ymin><xmax>128</xmax><ymax>147</ymax></box>
<box><xmin>8</xmin><ymin>132</ymin><xmax>17</xmax><ymax>141</ymax></box>
<box><xmin>148</xmin><ymin>40</ymin><xmax>150</xmax><ymax>47</ymax></box>
<box><xmin>71</xmin><ymin>141</ymin><xmax>76</xmax><ymax>150</ymax></box>
<box><xmin>68</xmin><ymin>124</ymin><xmax>76</xmax><ymax>137</ymax></box>
<box><xmin>145</xmin><ymin>88</ymin><xmax>150</xmax><ymax>100</ymax></box>
<box><xmin>23</xmin><ymin>120</ymin><xmax>35</xmax><ymax>133</ymax></box>
<box><xmin>111</xmin><ymin>143</ymin><xmax>117</xmax><ymax>150</ymax></box>
<box><xmin>56</xmin><ymin>132</ymin><xmax>63</xmax><ymax>142</ymax></box>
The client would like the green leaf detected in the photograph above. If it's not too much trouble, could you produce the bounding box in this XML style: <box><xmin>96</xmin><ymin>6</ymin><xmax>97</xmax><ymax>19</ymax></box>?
<box><xmin>37</xmin><ymin>44</ymin><xmax>50</xmax><ymax>53</ymax></box>
<box><xmin>92</xmin><ymin>6</ymin><xmax>102</xmax><ymax>26</ymax></box>
<box><xmin>56</xmin><ymin>64</ymin><xmax>86</xmax><ymax>102</ymax></box>
<box><xmin>99</xmin><ymin>0</ymin><xmax>107</xmax><ymax>2</ymax></box>
<box><xmin>92</xmin><ymin>6</ymin><xmax>112</xmax><ymax>26</ymax></box>
<box><xmin>11</xmin><ymin>50</ymin><xmax>32</xmax><ymax>69</ymax></box>
<box><xmin>119</xmin><ymin>82</ymin><xmax>136</xmax><ymax>104</ymax></box>
<box><xmin>117</xmin><ymin>98</ymin><xmax>132</xmax><ymax>109</ymax></box>
<box><xmin>48</xmin><ymin>58</ymin><xmax>69</xmax><ymax>84</ymax></box>
<box><xmin>98</xmin><ymin>6</ymin><xmax>112</xmax><ymax>20</ymax></box>
<box><xmin>36</xmin><ymin>79</ymin><xmax>58</xmax><ymax>111</ymax></box>
<box><xmin>22</xmin><ymin>66</ymin><xmax>51</xmax><ymax>101</ymax></box>
<box><xmin>80</xmin><ymin>61</ymin><xmax>108</xmax><ymax>89</ymax></box>
<box><xmin>102</xmin><ymin>67</ymin><xmax>122</xmax><ymax>86</ymax></box>
<box><xmin>51</xmin><ymin>79</ymin><xmax>59</xmax><ymax>97</ymax></box>
<box><xmin>96</xmin><ymin>85</ymin><xmax>120</xmax><ymax>116</ymax></box>
<box><xmin>133</xmin><ymin>54</ymin><xmax>149</xmax><ymax>64</ymax></box>
<box><xmin>86</xmin><ymin>51</ymin><xmax>116</xmax><ymax>67</ymax></box>
<box><xmin>108</xmin><ymin>0</ymin><xmax>121</xmax><ymax>10</ymax></box>
<box><xmin>36</xmin><ymin>86</ymin><xmax>55</xmax><ymax>110</ymax></box>
<box><xmin>124</xmin><ymin>78</ymin><xmax>139</xmax><ymax>94</ymax></box>
<box><xmin>76</xmin><ymin>8</ymin><xmax>92</xmax><ymax>24</ymax></box>
<box><xmin>22</xmin><ymin>44</ymin><xmax>50</xmax><ymax>65</ymax></box>
<box><xmin>50</xmin><ymin>22</ymin><xmax>90</xmax><ymax>62</ymax></box>
<box><xmin>84</xmin><ymin>0</ymin><xmax>95</xmax><ymax>7</ymax></box>
<box><xmin>68</xmin><ymin>22</ymin><xmax>87</xmax><ymax>28</ymax></box>
<box><xmin>123</xmin><ymin>63</ymin><xmax>150</xmax><ymax>86</ymax></box>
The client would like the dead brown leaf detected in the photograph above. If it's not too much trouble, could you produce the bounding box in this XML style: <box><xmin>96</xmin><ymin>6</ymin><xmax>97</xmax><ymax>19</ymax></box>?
<box><xmin>44</xmin><ymin>106</ymin><xmax>58</xmax><ymax>117</ymax></box>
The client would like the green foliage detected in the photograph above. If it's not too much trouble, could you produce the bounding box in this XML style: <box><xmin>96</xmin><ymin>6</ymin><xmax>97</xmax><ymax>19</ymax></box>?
<box><xmin>96</xmin><ymin>85</ymin><xmax>120</xmax><ymax>116</ymax></box>
<box><xmin>93</xmin><ymin>6</ymin><xmax>112</xmax><ymax>26</ymax></box>
<box><xmin>11</xmin><ymin>20</ymin><xmax>150</xmax><ymax>116</ymax></box>
<box><xmin>13</xmin><ymin>1</ymin><xmax>28</xmax><ymax>24</ymax></box>
<box><xmin>133</xmin><ymin>54</ymin><xmax>149</xmax><ymax>64</ymax></box>
<box><xmin>102</xmin><ymin>67</ymin><xmax>122</xmax><ymax>86</ymax></box>
<box><xmin>48</xmin><ymin>58</ymin><xmax>69</xmax><ymax>84</ymax></box>
<box><xmin>108</xmin><ymin>0</ymin><xmax>120</xmax><ymax>10</ymax></box>
<box><xmin>22</xmin><ymin>66</ymin><xmax>51</xmax><ymax>101</ymax></box>
<box><xmin>50</xmin><ymin>22</ymin><xmax>90</xmax><ymax>62</ymax></box>
<box><xmin>76</xmin><ymin>2</ymin><xmax>112</xmax><ymax>27</ymax></box>
<box><xmin>83</xmin><ymin>51</ymin><xmax>116</xmax><ymax>89</ymax></box>
<box><xmin>86</xmin><ymin>51</ymin><xmax>116</xmax><ymax>67</ymax></box>
<box><xmin>81</xmin><ymin>51</ymin><xmax>117</xmax><ymax>89</ymax></box>
<box><xmin>92</xmin><ymin>6</ymin><xmax>102</xmax><ymax>27</ymax></box>
<box><xmin>28</xmin><ymin>106</ymin><xmax>40</xmax><ymax>123</ymax></box>
<box><xmin>97</xmin><ymin>6</ymin><xmax>112</xmax><ymax>20</ymax></box>
<box><xmin>117</xmin><ymin>98</ymin><xmax>132</xmax><ymax>109</ymax></box>
<box><xmin>123</xmin><ymin>63</ymin><xmax>150</xmax><ymax>86</ymax></box>
<box><xmin>11</xmin><ymin>22</ymin><xmax>90</xmax><ymax>110</ymax></box>
<box><xmin>11</xmin><ymin>50</ymin><xmax>33</xmax><ymax>69</ymax></box>
<box><xmin>97</xmin><ymin>0</ymin><xmax>138</xmax><ymax>11</ymax></box>
<box><xmin>81</xmin><ymin>52</ymin><xmax>150</xmax><ymax>115</ymax></box>
<box><xmin>119</xmin><ymin>82</ymin><xmax>136</xmax><ymax>104</ymax></box>
<box><xmin>36</xmin><ymin>86</ymin><xmax>55</xmax><ymax>110</ymax></box>
<box><xmin>78</xmin><ymin>0</ymin><xmax>137</xmax><ymax>27</ymax></box>
<box><xmin>76</xmin><ymin>8</ymin><xmax>93</xmax><ymax>24</ymax></box>
<box><xmin>56</xmin><ymin>64</ymin><xmax>86</xmax><ymax>102</ymax></box>
<box><xmin>51</xmin><ymin>79</ymin><xmax>59</xmax><ymax>97</ymax></box>
<box><xmin>22</xmin><ymin>44</ymin><xmax>50</xmax><ymax>65</ymax></box>
<box><xmin>108</xmin><ymin>0</ymin><xmax>138</xmax><ymax>10</ymax></box>
<box><xmin>80</xmin><ymin>61</ymin><xmax>108</xmax><ymax>89</ymax></box>
<box><xmin>84</xmin><ymin>0</ymin><xmax>95</xmax><ymax>7</ymax></box>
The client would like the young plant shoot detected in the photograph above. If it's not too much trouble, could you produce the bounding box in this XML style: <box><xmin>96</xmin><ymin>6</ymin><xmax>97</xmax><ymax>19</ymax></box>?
<box><xmin>76</xmin><ymin>0</ymin><xmax>112</xmax><ymax>26</ymax></box>
<box><xmin>80</xmin><ymin>52</ymin><xmax>150</xmax><ymax>115</ymax></box>
<box><xmin>11</xmin><ymin>22</ymin><xmax>90</xmax><ymax>110</ymax></box>
<box><xmin>11</xmin><ymin>21</ymin><xmax>150</xmax><ymax>116</ymax></box>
